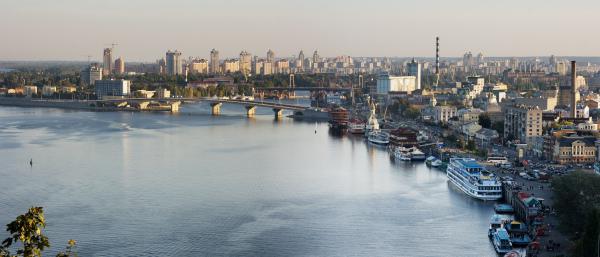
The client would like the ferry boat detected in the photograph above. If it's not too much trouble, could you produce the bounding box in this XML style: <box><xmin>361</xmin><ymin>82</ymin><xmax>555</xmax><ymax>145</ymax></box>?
<box><xmin>367</xmin><ymin>131</ymin><xmax>390</xmax><ymax>145</ymax></box>
<box><xmin>491</xmin><ymin>228</ymin><xmax>513</xmax><ymax>254</ymax></box>
<box><xmin>347</xmin><ymin>119</ymin><xmax>366</xmax><ymax>134</ymax></box>
<box><xmin>446</xmin><ymin>158</ymin><xmax>502</xmax><ymax>201</ymax></box>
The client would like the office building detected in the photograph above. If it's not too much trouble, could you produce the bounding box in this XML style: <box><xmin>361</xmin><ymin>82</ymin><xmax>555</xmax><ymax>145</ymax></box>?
<box><xmin>95</xmin><ymin>79</ymin><xmax>131</xmax><ymax>99</ymax></box>
<box><xmin>80</xmin><ymin>64</ymin><xmax>103</xmax><ymax>86</ymax></box>
<box><xmin>166</xmin><ymin>50</ymin><xmax>183</xmax><ymax>75</ymax></box>
<box><xmin>103</xmin><ymin>48</ymin><xmax>113</xmax><ymax>76</ymax></box>
<box><xmin>210</xmin><ymin>49</ymin><xmax>220</xmax><ymax>74</ymax></box>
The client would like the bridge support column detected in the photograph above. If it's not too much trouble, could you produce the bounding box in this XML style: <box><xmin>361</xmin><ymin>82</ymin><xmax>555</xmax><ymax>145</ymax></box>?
<box><xmin>210</xmin><ymin>102</ymin><xmax>222</xmax><ymax>116</ymax></box>
<box><xmin>273</xmin><ymin>108</ymin><xmax>283</xmax><ymax>119</ymax></box>
<box><xmin>138</xmin><ymin>101</ymin><xmax>150</xmax><ymax>110</ymax></box>
<box><xmin>245</xmin><ymin>105</ymin><xmax>256</xmax><ymax>117</ymax></box>
<box><xmin>170</xmin><ymin>101</ymin><xmax>181</xmax><ymax>113</ymax></box>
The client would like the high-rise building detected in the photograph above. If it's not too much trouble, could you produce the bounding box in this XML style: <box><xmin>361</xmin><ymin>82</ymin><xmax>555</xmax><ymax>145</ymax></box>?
<box><xmin>165</xmin><ymin>50</ymin><xmax>183</xmax><ymax>75</ymax></box>
<box><xmin>114</xmin><ymin>57</ymin><xmax>125</xmax><ymax>74</ymax></box>
<box><xmin>210</xmin><ymin>49</ymin><xmax>220</xmax><ymax>74</ymax></box>
<box><xmin>222</xmin><ymin>59</ymin><xmax>240</xmax><ymax>73</ymax></box>
<box><xmin>239</xmin><ymin>51</ymin><xmax>252</xmax><ymax>75</ymax></box>
<box><xmin>266</xmin><ymin>49</ymin><xmax>275</xmax><ymax>63</ymax></box>
<box><xmin>103</xmin><ymin>48</ymin><xmax>113</xmax><ymax>76</ymax></box>
<box><xmin>298</xmin><ymin>50</ymin><xmax>305</xmax><ymax>63</ymax></box>
<box><xmin>407</xmin><ymin>58</ymin><xmax>422</xmax><ymax>90</ymax></box>
<box><xmin>189</xmin><ymin>59</ymin><xmax>209</xmax><ymax>74</ymax></box>
<box><xmin>80</xmin><ymin>63</ymin><xmax>103</xmax><ymax>86</ymax></box>
<box><xmin>312</xmin><ymin>50</ymin><xmax>320</xmax><ymax>63</ymax></box>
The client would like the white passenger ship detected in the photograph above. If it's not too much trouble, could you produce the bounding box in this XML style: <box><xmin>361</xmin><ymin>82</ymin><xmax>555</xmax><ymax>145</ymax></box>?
<box><xmin>446</xmin><ymin>158</ymin><xmax>502</xmax><ymax>201</ymax></box>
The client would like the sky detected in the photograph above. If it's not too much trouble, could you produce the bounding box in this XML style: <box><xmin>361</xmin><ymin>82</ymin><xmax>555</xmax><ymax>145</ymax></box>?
<box><xmin>1</xmin><ymin>0</ymin><xmax>599</xmax><ymax>61</ymax></box>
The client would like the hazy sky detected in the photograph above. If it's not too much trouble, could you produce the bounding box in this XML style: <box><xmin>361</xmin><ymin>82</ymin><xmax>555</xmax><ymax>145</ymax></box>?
<box><xmin>1</xmin><ymin>0</ymin><xmax>599</xmax><ymax>61</ymax></box>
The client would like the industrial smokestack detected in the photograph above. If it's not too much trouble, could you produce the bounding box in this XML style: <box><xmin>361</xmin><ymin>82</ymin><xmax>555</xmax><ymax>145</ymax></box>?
<box><xmin>571</xmin><ymin>60</ymin><xmax>577</xmax><ymax>117</ymax></box>
<box><xmin>435</xmin><ymin>37</ymin><xmax>440</xmax><ymax>75</ymax></box>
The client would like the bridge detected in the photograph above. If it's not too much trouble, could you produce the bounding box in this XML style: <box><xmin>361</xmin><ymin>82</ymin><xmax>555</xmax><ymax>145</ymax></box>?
<box><xmin>257</xmin><ymin>87</ymin><xmax>352</xmax><ymax>92</ymax></box>
<box><xmin>95</xmin><ymin>97</ymin><xmax>308</xmax><ymax>118</ymax></box>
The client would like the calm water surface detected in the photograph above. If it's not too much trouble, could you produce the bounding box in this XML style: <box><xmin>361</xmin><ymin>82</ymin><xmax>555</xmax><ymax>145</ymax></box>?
<box><xmin>0</xmin><ymin>103</ymin><xmax>497</xmax><ymax>256</ymax></box>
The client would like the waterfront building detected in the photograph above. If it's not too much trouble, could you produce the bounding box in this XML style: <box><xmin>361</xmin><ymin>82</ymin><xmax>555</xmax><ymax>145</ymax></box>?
<box><xmin>239</xmin><ymin>51</ymin><xmax>252</xmax><ymax>75</ymax></box>
<box><xmin>210</xmin><ymin>49</ymin><xmax>220</xmax><ymax>74</ymax></box>
<box><xmin>503</xmin><ymin>105</ymin><xmax>542</xmax><ymax>145</ymax></box>
<box><xmin>61</xmin><ymin>86</ymin><xmax>77</xmax><ymax>93</ymax></box>
<box><xmin>376</xmin><ymin>73</ymin><xmax>417</xmax><ymax>94</ymax></box>
<box><xmin>407</xmin><ymin>58</ymin><xmax>422</xmax><ymax>90</ymax></box>
<box><xmin>95</xmin><ymin>79</ymin><xmax>131</xmax><ymax>99</ymax></box>
<box><xmin>114</xmin><ymin>57</ymin><xmax>125</xmax><ymax>74</ymax></box>
<box><xmin>189</xmin><ymin>59</ymin><xmax>209</xmax><ymax>74</ymax></box>
<box><xmin>80</xmin><ymin>63</ymin><xmax>103</xmax><ymax>86</ymax></box>
<box><xmin>166</xmin><ymin>50</ymin><xmax>183</xmax><ymax>75</ymax></box>
<box><xmin>23</xmin><ymin>85</ymin><xmax>38</xmax><ymax>97</ymax></box>
<box><xmin>103</xmin><ymin>48</ymin><xmax>113</xmax><ymax>76</ymax></box>
<box><xmin>42</xmin><ymin>85</ymin><xmax>57</xmax><ymax>96</ymax></box>
<box><xmin>156</xmin><ymin>88</ymin><xmax>171</xmax><ymax>98</ymax></box>
<box><xmin>134</xmin><ymin>90</ymin><xmax>155</xmax><ymax>98</ymax></box>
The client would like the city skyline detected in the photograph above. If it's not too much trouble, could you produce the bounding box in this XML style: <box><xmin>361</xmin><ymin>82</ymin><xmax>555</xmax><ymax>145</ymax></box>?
<box><xmin>1</xmin><ymin>0</ymin><xmax>599</xmax><ymax>61</ymax></box>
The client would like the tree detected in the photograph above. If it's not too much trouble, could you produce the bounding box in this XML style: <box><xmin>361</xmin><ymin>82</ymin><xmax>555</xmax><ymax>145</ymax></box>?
<box><xmin>466</xmin><ymin>140</ymin><xmax>476</xmax><ymax>151</ymax></box>
<box><xmin>573</xmin><ymin>209</ymin><xmax>600</xmax><ymax>257</ymax></box>
<box><xmin>552</xmin><ymin>171</ymin><xmax>600</xmax><ymax>235</ymax></box>
<box><xmin>492</xmin><ymin>121</ymin><xmax>504</xmax><ymax>135</ymax></box>
<box><xmin>478</xmin><ymin>113</ymin><xmax>492</xmax><ymax>128</ymax></box>
<box><xmin>0</xmin><ymin>207</ymin><xmax>77</xmax><ymax>257</ymax></box>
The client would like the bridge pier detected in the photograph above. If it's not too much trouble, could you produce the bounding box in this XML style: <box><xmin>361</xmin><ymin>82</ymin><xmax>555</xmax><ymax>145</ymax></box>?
<box><xmin>210</xmin><ymin>102</ymin><xmax>222</xmax><ymax>116</ymax></box>
<box><xmin>170</xmin><ymin>101</ymin><xmax>181</xmax><ymax>113</ymax></box>
<box><xmin>273</xmin><ymin>108</ymin><xmax>283</xmax><ymax>119</ymax></box>
<box><xmin>245</xmin><ymin>105</ymin><xmax>256</xmax><ymax>117</ymax></box>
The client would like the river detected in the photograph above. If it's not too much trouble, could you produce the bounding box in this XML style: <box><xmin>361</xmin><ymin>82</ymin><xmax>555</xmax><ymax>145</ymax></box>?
<box><xmin>0</xmin><ymin>103</ymin><xmax>498</xmax><ymax>256</ymax></box>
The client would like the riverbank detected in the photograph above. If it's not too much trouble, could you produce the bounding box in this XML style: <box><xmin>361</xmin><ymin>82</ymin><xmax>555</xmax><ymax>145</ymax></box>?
<box><xmin>0</xmin><ymin>97</ymin><xmax>176</xmax><ymax>112</ymax></box>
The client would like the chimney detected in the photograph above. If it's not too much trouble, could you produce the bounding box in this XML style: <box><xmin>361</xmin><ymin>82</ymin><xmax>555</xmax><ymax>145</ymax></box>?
<box><xmin>571</xmin><ymin>61</ymin><xmax>577</xmax><ymax>117</ymax></box>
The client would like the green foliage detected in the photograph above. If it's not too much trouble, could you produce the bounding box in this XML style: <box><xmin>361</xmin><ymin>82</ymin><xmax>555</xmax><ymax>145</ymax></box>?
<box><xmin>0</xmin><ymin>207</ymin><xmax>77</xmax><ymax>257</ymax></box>
<box><xmin>0</xmin><ymin>207</ymin><xmax>49</xmax><ymax>257</ymax></box>
<box><xmin>573</xmin><ymin>209</ymin><xmax>600</xmax><ymax>257</ymax></box>
<box><xmin>466</xmin><ymin>140</ymin><xmax>476</xmax><ymax>151</ymax></box>
<box><xmin>491</xmin><ymin>121</ymin><xmax>504</xmax><ymax>135</ymax></box>
<box><xmin>478</xmin><ymin>113</ymin><xmax>491</xmax><ymax>129</ymax></box>
<box><xmin>403</xmin><ymin>107</ymin><xmax>421</xmax><ymax>119</ymax></box>
<box><xmin>552</xmin><ymin>171</ymin><xmax>600</xmax><ymax>235</ymax></box>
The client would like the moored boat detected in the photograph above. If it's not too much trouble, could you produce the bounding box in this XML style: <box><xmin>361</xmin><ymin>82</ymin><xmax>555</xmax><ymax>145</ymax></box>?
<box><xmin>367</xmin><ymin>131</ymin><xmax>390</xmax><ymax>145</ymax></box>
<box><xmin>392</xmin><ymin>147</ymin><xmax>412</xmax><ymax>161</ymax></box>
<box><xmin>348</xmin><ymin>118</ymin><xmax>366</xmax><ymax>134</ymax></box>
<box><xmin>494</xmin><ymin>204</ymin><xmax>515</xmax><ymax>214</ymax></box>
<box><xmin>446</xmin><ymin>158</ymin><xmax>502</xmax><ymax>201</ymax></box>
<box><xmin>328</xmin><ymin>107</ymin><xmax>349</xmax><ymax>130</ymax></box>
<box><xmin>505</xmin><ymin>221</ymin><xmax>531</xmax><ymax>247</ymax></box>
<box><xmin>491</xmin><ymin>228</ymin><xmax>513</xmax><ymax>254</ymax></box>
